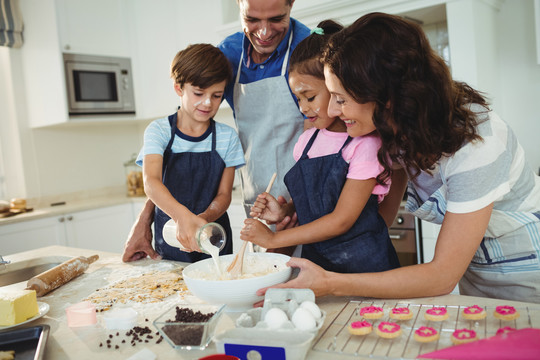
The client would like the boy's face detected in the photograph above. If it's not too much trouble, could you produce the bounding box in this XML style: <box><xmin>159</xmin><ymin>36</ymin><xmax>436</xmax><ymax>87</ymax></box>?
<box><xmin>324</xmin><ymin>66</ymin><xmax>377</xmax><ymax>138</ymax></box>
<box><xmin>289</xmin><ymin>71</ymin><xmax>344</xmax><ymax>132</ymax></box>
<box><xmin>175</xmin><ymin>81</ymin><xmax>226</xmax><ymax>124</ymax></box>
<box><xmin>239</xmin><ymin>0</ymin><xmax>293</xmax><ymax>62</ymax></box>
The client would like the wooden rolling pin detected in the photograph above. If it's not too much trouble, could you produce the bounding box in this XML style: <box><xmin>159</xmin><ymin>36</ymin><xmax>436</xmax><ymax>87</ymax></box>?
<box><xmin>26</xmin><ymin>255</ymin><xmax>99</xmax><ymax>297</ymax></box>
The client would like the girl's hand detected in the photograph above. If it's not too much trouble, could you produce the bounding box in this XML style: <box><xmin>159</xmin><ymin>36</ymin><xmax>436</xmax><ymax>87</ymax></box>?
<box><xmin>255</xmin><ymin>257</ymin><xmax>331</xmax><ymax>297</ymax></box>
<box><xmin>249</xmin><ymin>193</ymin><xmax>285</xmax><ymax>223</ymax></box>
<box><xmin>240</xmin><ymin>218</ymin><xmax>275</xmax><ymax>248</ymax></box>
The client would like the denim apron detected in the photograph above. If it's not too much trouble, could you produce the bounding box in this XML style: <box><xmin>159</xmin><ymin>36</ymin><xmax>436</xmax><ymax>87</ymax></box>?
<box><xmin>233</xmin><ymin>30</ymin><xmax>304</xmax><ymax>216</ymax></box>
<box><xmin>284</xmin><ymin>129</ymin><xmax>400</xmax><ymax>273</ymax></box>
<box><xmin>153</xmin><ymin>113</ymin><xmax>233</xmax><ymax>262</ymax></box>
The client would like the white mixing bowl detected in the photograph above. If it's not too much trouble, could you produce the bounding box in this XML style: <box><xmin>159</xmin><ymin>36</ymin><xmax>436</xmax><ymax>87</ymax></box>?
<box><xmin>182</xmin><ymin>253</ymin><xmax>292</xmax><ymax>310</ymax></box>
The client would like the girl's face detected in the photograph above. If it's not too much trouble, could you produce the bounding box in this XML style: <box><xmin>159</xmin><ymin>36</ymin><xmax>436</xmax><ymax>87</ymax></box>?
<box><xmin>324</xmin><ymin>66</ymin><xmax>377</xmax><ymax>137</ymax></box>
<box><xmin>175</xmin><ymin>81</ymin><xmax>226</xmax><ymax>124</ymax></box>
<box><xmin>289</xmin><ymin>71</ymin><xmax>344</xmax><ymax>132</ymax></box>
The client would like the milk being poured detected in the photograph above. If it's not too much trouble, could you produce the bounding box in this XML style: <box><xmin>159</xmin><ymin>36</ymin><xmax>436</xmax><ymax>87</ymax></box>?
<box><xmin>199</xmin><ymin>228</ymin><xmax>222</xmax><ymax>276</ymax></box>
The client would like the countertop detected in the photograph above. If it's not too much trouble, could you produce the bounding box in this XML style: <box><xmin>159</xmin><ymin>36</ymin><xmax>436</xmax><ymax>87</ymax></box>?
<box><xmin>2</xmin><ymin>246</ymin><xmax>539</xmax><ymax>360</ymax></box>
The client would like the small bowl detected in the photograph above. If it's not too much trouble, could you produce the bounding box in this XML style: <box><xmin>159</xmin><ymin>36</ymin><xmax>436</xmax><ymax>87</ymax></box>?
<box><xmin>182</xmin><ymin>253</ymin><xmax>292</xmax><ymax>310</ymax></box>
<box><xmin>153</xmin><ymin>303</ymin><xmax>225</xmax><ymax>350</ymax></box>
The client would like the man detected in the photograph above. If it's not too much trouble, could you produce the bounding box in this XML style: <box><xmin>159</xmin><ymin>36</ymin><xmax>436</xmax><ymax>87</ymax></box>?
<box><xmin>122</xmin><ymin>0</ymin><xmax>309</xmax><ymax>261</ymax></box>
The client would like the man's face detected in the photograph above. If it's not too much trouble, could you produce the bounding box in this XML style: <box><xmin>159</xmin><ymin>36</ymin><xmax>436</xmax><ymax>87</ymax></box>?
<box><xmin>239</xmin><ymin>0</ymin><xmax>293</xmax><ymax>62</ymax></box>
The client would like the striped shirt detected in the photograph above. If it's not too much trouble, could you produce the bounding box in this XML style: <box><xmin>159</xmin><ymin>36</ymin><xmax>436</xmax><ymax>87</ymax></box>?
<box><xmin>136</xmin><ymin>116</ymin><xmax>245</xmax><ymax>169</ymax></box>
<box><xmin>406</xmin><ymin>105</ymin><xmax>540</xmax><ymax>276</ymax></box>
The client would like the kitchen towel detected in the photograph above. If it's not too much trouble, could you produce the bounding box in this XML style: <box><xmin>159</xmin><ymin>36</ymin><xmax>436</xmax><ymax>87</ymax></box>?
<box><xmin>418</xmin><ymin>328</ymin><xmax>540</xmax><ymax>360</ymax></box>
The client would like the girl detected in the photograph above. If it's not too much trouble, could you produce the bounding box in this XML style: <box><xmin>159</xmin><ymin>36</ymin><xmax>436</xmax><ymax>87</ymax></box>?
<box><xmin>261</xmin><ymin>13</ymin><xmax>540</xmax><ymax>303</ymax></box>
<box><xmin>240</xmin><ymin>20</ymin><xmax>400</xmax><ymax>274</ymax></box>
<box><xmin>137</xmin><ymin>44</ymin><xmax>245</xmax><ymax>262</ymax></box>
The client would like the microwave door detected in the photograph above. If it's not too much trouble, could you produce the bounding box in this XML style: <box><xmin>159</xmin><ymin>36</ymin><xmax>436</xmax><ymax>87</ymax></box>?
<box><xmin>65</xmin><ymin>62</ymin><xmax>123</xmax><ymax>113</ymax></box>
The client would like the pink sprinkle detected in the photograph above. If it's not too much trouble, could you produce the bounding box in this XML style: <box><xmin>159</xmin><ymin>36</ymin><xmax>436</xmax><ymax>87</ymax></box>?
<box><xmin>426</xmin><ymin>307</ymin><xmax>447</xmax><ymax>315</ymax></box>
<box><xmin>351</xmin><ymin>321</ymin><xmax>372</xmax><ymax>329</ymax></box>
<box><xmin>378</xmin><ymin>321</ymin><xmax>400</xmax><ymax>333</ymax></box>
<box><xmin>392</xmin><ymin>307</ymin><xmax>410</xmax><ymax>314</ymax></box>
<box><xmin>495</xmin><ymin>305</ymin><xmax>516</xmax><ymax>315</ymax></box>
<box><xmin>464</xmin><ymin>305</ymin><xmax>484</xmax><ymax>314</ymax></box>
<box><xmin>453</xmin><ymin>328</ymin><xmax>476</xmax><ymax>339</ymax></box>
<box><xmin>359</xmin><ymin>306</ymin><xmax>383</xmax><ymax>315</ymax></box>
<box><xmin>415</xmin><ymin>326</ymin><xmax>437</xmax><ymax>337</ymax></box>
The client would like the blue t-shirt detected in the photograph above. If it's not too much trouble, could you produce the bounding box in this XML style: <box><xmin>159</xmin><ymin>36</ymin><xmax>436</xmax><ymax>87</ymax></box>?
<box><xmin>218</xmin><ymin>18</ymin><xmax>310</xmax><ymax>115</ymax></box>
<box><xmin>136</xmin><ymin>117</ymin><xmax>245</xmax><ymax>169</ymax></box>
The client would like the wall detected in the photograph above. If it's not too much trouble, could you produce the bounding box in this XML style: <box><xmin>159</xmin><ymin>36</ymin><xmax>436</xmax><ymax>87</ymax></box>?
<box><xmin>1</xmin><ymin>0</ymin><xmax>539</xmax><ymax>203</ymax></box>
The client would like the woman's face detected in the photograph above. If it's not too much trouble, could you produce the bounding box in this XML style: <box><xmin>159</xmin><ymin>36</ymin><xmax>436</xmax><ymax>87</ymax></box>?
<box><xmin>324</xmin><ymin>66</ymin><xmax>377</xmax><ymax>137</ymax></box>
<box><xmin>175</xmin><ymin>81</ymin><xmax>226</xmax><ymax>124</ymax></box>
<box><xmin>289</xmin><ymin>71</ymin><xmax>344</xmax><ymax>132</ymax></box>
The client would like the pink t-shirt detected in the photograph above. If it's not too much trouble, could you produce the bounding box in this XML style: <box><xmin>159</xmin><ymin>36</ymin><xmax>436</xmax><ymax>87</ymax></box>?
<box><xmin>293</xmin><ymin>128</ymin><xmax>390</xmax><ymax>201</ymax></box>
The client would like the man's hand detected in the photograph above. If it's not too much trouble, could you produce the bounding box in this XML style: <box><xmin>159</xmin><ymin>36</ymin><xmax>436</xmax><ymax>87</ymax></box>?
<box><xmin>122</xmin><ymin>199</ymin><xmax>161</xmax><ymax>262</ymax></box>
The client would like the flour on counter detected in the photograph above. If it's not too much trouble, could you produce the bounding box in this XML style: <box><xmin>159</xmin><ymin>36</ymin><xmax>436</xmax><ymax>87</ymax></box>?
<box><xmin>82</xmin><ymin>259</ymin><xmax>189</xmax><ymax>312</ymax></box>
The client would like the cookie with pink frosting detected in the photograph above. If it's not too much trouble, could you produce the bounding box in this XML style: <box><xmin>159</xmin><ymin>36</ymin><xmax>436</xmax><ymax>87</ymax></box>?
<box><xmin>493</xmin><ymin>305</ymin><xmax>520</xmax><ymax>321</ymax></box>
<box><xmin>414</xmin><ymin>326</ymin><xmax>440</xmax><ymax>343</ymax></box>
<box><xmin>462</xmin><ymin>305</ymin><xmax>487</xmax><ymax>320</ymax></box>
<box><xmin>389</xmin><ymin>307</ymin><xmax>414</xmax><ymax>320</ymax></box>
<box><xmin>451</xmin><ymin>328</ymin><xmax>478</xmax><ymax>344</ymax></box>
<box><xmin>347</xmin><ymin>320</ymin><xmax>372</xmax><ymax>335</ymax></box>
<box><xmin>359</xmin><ymin>306</ymin><xmax>384</xmax><ymax>319</ymax></box>
<box><xmin>496</xmin><ymin>326</ymin><xmax>516</xmax><ymax>336</ymax></box>
<box><xmin>424</xmin><ymin>307</ymin><xmax>449</xmax><ymax>321</ymax></box>
<box><xmin>375</xmin><ymin>321</ymin><xmax>402</xmax><ymax>339</ymax></box>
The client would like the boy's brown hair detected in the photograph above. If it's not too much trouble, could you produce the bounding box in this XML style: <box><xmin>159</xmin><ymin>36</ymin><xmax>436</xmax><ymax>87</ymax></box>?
<box><xmin>170</xmin><ymin>43</ymin><xmax>232</xmax><ymax>89</ymax></box>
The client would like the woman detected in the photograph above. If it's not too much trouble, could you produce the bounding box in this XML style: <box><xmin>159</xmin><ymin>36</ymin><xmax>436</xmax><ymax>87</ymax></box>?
<box><xmin>261</xmin><ymin>12</ymin><xmax>540</xmax><ymax>303</ymax></box>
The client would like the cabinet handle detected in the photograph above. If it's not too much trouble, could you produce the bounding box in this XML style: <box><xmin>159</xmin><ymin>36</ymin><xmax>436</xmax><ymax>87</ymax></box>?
<box><xmin>67</xmin><ymin>216</ymin><xmax>73</xmax><ymax>221</ymax></box>
<box><xmin>64</xmin><ymin>44</ymin><xmax>71</xmax><ymax>50</ymax></box>
<box><xmin>58</xmin><ymin>217</ymin><xmax>65</xmax><ymax>223</ymax></box>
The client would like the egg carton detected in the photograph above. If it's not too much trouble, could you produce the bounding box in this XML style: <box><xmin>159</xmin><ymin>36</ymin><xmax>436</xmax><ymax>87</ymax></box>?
<box><xmin>213</xmin><ymin>289</ymin><xmax>326</xmax><ymax>360</ymax></box>
<box><xmin>235</xmin><ymin>288</ymin><xmax>326</xmax><ymax>333</ymax></box>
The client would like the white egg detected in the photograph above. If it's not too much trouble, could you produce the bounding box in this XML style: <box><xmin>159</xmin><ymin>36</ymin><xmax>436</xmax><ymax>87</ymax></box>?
<box><xmin>292</xmin><ymin>307</ymin><xmax>317</xmax><ymax>331</ymax></box>
<box><xmin>264</xmin><ymin>307</ymin><xmax>289</xmax><ymax>329</ymax></box>
<box><xmin>300</xmin><ymin>300</ymin><xmax>322</xmax><ymax>320</ymax></box>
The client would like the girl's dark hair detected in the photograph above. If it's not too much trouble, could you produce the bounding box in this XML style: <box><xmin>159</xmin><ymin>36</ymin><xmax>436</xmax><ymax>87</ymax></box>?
<box><xmin>289</xmin><ymin>19</ymin><xmax>343</xmax><ymax>80</ymax></box>
<box><xmin>323</xmin><ymin>12</ymin><xmax>489</xmax><ymax>180</ymax></box>
<box><xmin>171</xmin><ymin>43</ymin><xmax>232</xmax><ymax>89</ymax></box>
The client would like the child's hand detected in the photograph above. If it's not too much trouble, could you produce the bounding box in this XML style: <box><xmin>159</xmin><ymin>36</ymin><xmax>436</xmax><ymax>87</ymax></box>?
<box><xmin>240</xmin><ymin>218</ymin><xmax>275</xmax><ymax>249</ymax></box>
<box><xmin>175</xmin><ymin>214</ymin><xmax>207</xmax><ymax>252</ymax></box>
<box><xmin>249</xmin><ymin>193</ymin><xmax>285</xmax><ymax>223</ymax></box>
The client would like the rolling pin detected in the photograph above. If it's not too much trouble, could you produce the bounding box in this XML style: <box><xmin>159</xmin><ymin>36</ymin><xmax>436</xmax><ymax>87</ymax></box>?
<box><xmin>26</xmin><ymin>255</ymin><xmax>99</xmax><ymax>297</ymax></box>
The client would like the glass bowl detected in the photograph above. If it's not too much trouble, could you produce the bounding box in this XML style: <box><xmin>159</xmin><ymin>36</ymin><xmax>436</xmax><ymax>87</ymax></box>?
<box><xmin>153</xmin><ymin>303</ymin><xmax>225</xmax><ymax>350</ymax></box>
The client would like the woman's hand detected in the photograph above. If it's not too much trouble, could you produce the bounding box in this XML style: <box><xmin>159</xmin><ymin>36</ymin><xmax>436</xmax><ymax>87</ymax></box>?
<box><xmin>249</xmin><ymin>193</ymin><xmax>286</xmax><ymax>223</ymax></box>
<box><xmin>240</xmin><ymin>218</ymin><xmax>275</xmax><ymax>248</ymax></box>
<box><xmin>256</xmin><ymin>257</ymin><xmax>332</xmax><ymax>297</ymax></box>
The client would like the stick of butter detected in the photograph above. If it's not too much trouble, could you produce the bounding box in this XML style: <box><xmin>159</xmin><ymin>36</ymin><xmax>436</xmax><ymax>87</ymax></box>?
<box><xmin>0</xmin><ymin>289</ymin><xmax>39</xmax><ymax>326</ymax></box>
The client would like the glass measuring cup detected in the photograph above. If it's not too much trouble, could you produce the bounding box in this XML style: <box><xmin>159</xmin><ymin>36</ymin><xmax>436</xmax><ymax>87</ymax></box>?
<box><xmin>162</xmin><ymin>219</ymin><xmax>226</xmax><ymax>254</ymax></box>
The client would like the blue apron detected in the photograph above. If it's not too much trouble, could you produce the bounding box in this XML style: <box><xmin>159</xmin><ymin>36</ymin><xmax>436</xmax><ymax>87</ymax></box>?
<box><xmin>153</xmin><ymin>112</ymin><xmax>233</xmax><ymax>262</ymax></box>
<box><xmin>283</xmin><ymin>130</ymin><xmax>400</xmax><ymax>273</ymax></box>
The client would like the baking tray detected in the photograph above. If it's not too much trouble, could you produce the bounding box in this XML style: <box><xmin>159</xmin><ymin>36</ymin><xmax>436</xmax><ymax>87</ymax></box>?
<box><xmin>311</xmin><ymin>300</ymin><xmax>540</xmax><ymax>359</ymax></box>
<box><xmin>0</xmin><ymin>324</ymin><xmax>50</xmax><ymax>360</ymax></box>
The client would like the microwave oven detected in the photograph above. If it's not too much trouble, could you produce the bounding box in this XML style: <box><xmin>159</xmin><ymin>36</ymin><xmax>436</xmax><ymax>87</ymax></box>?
<box><xmin>63</xmin><ymin>53</ymin><xmax>136</xmax><ymax>115</ymax></box>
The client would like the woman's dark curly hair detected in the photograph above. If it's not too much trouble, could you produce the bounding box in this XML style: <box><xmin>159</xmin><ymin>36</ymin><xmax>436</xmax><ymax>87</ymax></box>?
<box><xmin>289</xmin><ymin>19</ymin><xmax>343</xmax><ymax>80</ymax></box>
<box><xmin>322</xmin><ymin>12</ymin><xmax>489</xmax><ymax>180</ymax></box>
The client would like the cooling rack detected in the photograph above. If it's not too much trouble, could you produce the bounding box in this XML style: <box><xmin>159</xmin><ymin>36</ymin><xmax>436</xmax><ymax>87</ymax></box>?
<box><xmin>311</xmin><ymin>300</ymin><xmax>540</xmax><ymax>359</ymax></box>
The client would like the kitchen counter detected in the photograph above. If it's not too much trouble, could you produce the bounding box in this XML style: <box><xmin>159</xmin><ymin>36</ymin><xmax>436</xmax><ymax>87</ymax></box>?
<box><xmin>2</xmin><ymin>246</ymin><xmax>539</xmax><ymax>360</ymax></box>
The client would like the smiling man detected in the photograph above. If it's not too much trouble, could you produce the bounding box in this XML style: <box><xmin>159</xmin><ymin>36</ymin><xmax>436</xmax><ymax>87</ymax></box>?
<box><xmin>218</xmin><ymin>0</ymin><xmax>310</xmax><ymax>218</ymax></box>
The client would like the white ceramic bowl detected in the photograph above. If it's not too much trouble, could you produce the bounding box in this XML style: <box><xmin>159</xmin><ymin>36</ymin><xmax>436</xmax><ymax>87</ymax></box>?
<box><xmin>182</xmin><ymin>253</ymin><xmax>292</xmax><ymax>310</ymax></box>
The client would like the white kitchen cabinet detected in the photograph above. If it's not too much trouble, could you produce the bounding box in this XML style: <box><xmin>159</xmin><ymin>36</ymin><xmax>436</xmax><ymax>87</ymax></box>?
<box><xmin>0</xmin><ymin>203</ymin><xmax>135</xmax><ymax>255</ymax></box>
<box><xmin>0</xmin><ymin>216</ymin><xmax>67</xmax><ymax>256</ymax></box>
<box><xmin>56</xmin><ymin>0</ymin><xmax>130</xmax><ymax>57</ymax></box>
<box><xmin>63</xmin><ymin>204</ymin><xmax>134</xmax><ymax>253</ymax></box>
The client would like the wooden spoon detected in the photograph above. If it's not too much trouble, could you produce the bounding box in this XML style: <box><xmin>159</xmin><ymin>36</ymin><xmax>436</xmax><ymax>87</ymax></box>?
<box><xmin>227</xmin><ymin>172</ymin><xmax>277</xmax><ymax>277</ymax></box>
